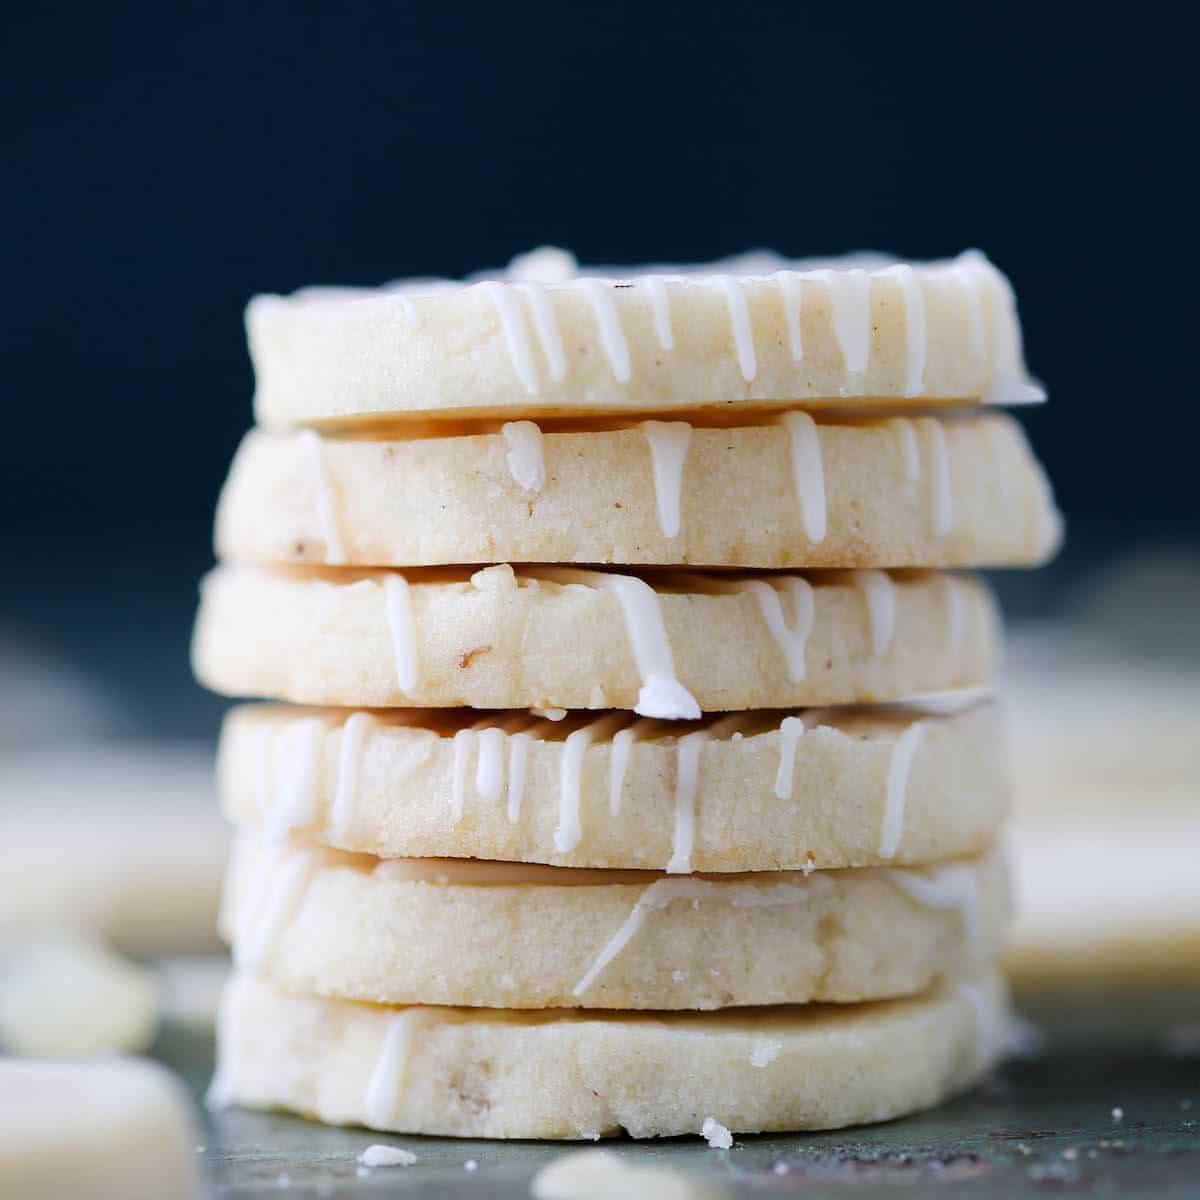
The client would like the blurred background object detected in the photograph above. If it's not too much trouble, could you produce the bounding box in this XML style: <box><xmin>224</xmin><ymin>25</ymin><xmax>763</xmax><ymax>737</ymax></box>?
<box><xmin>1</xmin><ymin>3</ymin><xmax>1194</xmax><ymax>1002</ymax></box>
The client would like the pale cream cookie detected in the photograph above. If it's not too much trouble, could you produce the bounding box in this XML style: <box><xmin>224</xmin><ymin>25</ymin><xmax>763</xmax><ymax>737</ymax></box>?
<box><xmin>211</xmin><ymin>970</ymin><xmax>1009</xmax><ymax>1139</ymax></box>
<box><xmin>218</xmin><ymin>701</ymin><xmax>1008</xmax><ymax>872</ymax></box>
<box><xmin>221</xmin><ymin>838</ymin><xmax>1008</xmax><ymax>1010</ymax></box>
<box><xmin>193</xmin><ymin>565</ymin><xmax>1000</xmax><ymax>716</ymax></box>
<box><xmin>0</xmin><ymin>1059</ymin><xmax>205</xmax><ymax>1200</ymax></box>
<box><xmin>248</xmin><ymin>248</ymin><xmax>1042</xmax><ymax>426</ymax></box>
<box><xmin>215</xmin><ymin>414</ymin><xmax>1060</xmax><ymax>569</ymax></box>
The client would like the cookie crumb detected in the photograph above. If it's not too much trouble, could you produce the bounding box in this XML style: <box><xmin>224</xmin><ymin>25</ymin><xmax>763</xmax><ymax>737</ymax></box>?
<box><xmin>701</xmin><ymin>1117</ymin><xmax>733</xmax><ymax>1149</ymax></box>
<box><xmin>358</xmin><ymin>1144</ymin><xmax>417</xmax><ymax>1167</ymax></box>
<box><xmin>1111</xmin><ymin>1106</ymin><xmax>1123</xmax><ymax>1122</ymax></box>
<box><xmin>464</xmin><ymin>1159</ymin><xmax>478</xmax><ymax>1171</ymax></box>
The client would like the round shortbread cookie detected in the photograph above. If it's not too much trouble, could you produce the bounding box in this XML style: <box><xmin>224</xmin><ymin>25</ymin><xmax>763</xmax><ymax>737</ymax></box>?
<box><xmin>193</xmin><ymin>565</ymin><xmax>1000</xmax><ymax>717</ymax></box>
<box><xmin>0</xmin><ymin>1059</ymin><xmax>205</xmax><ymax>1200</ymax></box>
<box><xmin>215</xmin><ymin>414</ymin><xmax>1060</xmax><ymax>569</ymax></box>
<box><xmin>218</xmin><ymin>701</ymin><xmax>1007</xmax><ymax>872</ymax></box>
<box><xmin>211</xmin><ymin>970</ymin><xmax>1009</xmax><ymax>1139</ymax></box>
<box><xmin>222</xmin><ymin>839</ymin><xmax>1007</xmax><ymax>1010</ymax></box>
<box><xmin>248</xmin><ymin>248</ymin><xmax>1042</xmax><ymax>427</ymax></box>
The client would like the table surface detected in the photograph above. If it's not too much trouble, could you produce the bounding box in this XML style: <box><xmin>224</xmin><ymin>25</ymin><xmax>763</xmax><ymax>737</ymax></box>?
<box><xmin>163</xmin><ymin>989</ymin><xmax>1200</xmax><ymax>1199</ymax></box>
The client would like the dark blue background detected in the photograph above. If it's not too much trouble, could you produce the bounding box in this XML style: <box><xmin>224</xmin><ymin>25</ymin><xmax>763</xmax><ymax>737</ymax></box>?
<box><xmin>2</xmin><ymin>2</ymin><xmax>1191</xmax><ymax>735</ymax></box>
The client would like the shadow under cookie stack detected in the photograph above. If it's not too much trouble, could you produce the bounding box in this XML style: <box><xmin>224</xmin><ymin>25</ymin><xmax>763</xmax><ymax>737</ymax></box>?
<box><xmin>194</xmin><ymin>246</ymin><xmax>1060</xmax><ymax>1140</ymax></box>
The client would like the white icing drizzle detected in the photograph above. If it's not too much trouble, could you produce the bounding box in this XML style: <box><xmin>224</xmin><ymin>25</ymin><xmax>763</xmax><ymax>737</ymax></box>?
<box><xmin>736</xmin><ymin>577</ymin><xmax>814</xmax><ymax>683</ymax></box>
<box><xmin>853</xmin><ymin>569</ymin><xmax>896</xmax><ymax>657</ymax></box>
<box><xmin>555</xmin><ymin>715</ymin><xmax>627</xmax><ymax>853</ymax></box>
<box><xmin>815</xmin><ymin>267</ymin><xmax>870</xmax><ymax>374</ymax></box>
<box><xmin>643</xmin><ymin>276</ymin><xmax>674</xmax><ymax>349</ymax></box>
<box><xmin>877</xmin><ymin>263</ymin><xmax>926</xmax><ymax>395</ymax></box>
<box><xmin>773</xmin><ymin>715</ymin><xmax>806</xmax><ymax>800</ymax></box>
<box><xmin>640</xmin><ymin>420</ymin><xmax>691</xmax><ymax>538</ymax></box>
<box><xmin>299</xmin><ymin>430</ymin><xmax>345</xmax><ymax>565</ymax></box>
<box><xmin>576</xmin><ymin>278</ymin><xmax>630</xmax><ymax>382</ymax></box>
<box><xmin>481</xmin><ymin>281</ymin><xmax>538</xmax><ymax>394</ymax></box>
<box><xmin>781</xmin><ymin>412</ymin><xmax>827</xmax><ymax>543</ymax></box>
<box><xmin>331</xmin><ymin>712</ymin><xmax>374</xmax><ymax>838</ymax></box>
<box><xmin>517</xmin><ymin>284</ymin><xmax>566</xmax><ymax>382</ymax></box>
<box><xmin>892</xmin><ymin>417</ymin><xmax>921</xmax><ymax>483</ymax></box>
<box><xmin>501</xmin><ymin>420</ymin><xmax>547</xmax><ymax>492</ymax></box>
<box><xmin>952</xmin><ymin>256</ymin><xmax>986</xmax><ymax>364</ymax></box>
<box><xmin>717</xmin><ymin>276</ymin><xmax>757</xmax><ymax>381</ymax></box>
<box><xmin>666</xmin><ymin>731</ymin><xmax>707</xmax><ymax>874</ymax></box>
<box><xmin>919</xmin><ymin>418</ymin><xmax>953</xmax><ymax>536</ymax></box>
<box><xmin>265</xmin><ymin>717</ymin><xmax>324</xmax><ymax>840</ymax></box>
<box><xmin>237</xmin><ymin>848</ymin><xmax>314</xmax><ymax>971</ymax></box>
<box><xmin>383</xmin><ymin>574</ymin><xmax>418</xmax><ymax>693</ymax></box>
<box><xmin>880</xmin><ymin>722</ymin><xmax>924</xmax><ymax>858</ymax></box>
<box><xmin>775</xmin><ymin>272</ymin><xmax>804</xmax><ymax>360</ymax></box>
<box><xmin>940</xmin><ymin>575</ymin><xmax>966</xmax><ymax>655</ymax></box>
<box><xmin>572</xmin><ymin>875</ymin><xmax>827</xmax><ymax>997</ymax></box>
<box><xmin>889</xmin><ymin>861</ymin><xmax>980</xmax><ymax>948</ymax></box>
<box><xmin>506</xmin><ymin>732</ymin><xmax>530</xmax><ymax>823</ymax></box>
<box><xmin>475</xmin><ymin>727</ymin><xmax>505</xmax><ymax>803</ymax></box>
<box><xmin>532</xmin><ymin>706</ymin><xmax>567</xmax><ymax>721</ymax></box>
<box><xmin>608</xmin><ymin>725</ymin><xmax>637</xmax><ymax>817</ymax></box>
<box><xmin>365</xmin><ymin>1012</ymin><xmax>427</xmax><ymax>1128</ymax></box>
<box><xmin>598</xmin><ymin>573</ymin><xmax>700</xmax><ymax>719</ymax></box>
<box><xmin>450</xmin><ymin>729</ymin><xmax>472</xmax><ymax>823</ymax></box>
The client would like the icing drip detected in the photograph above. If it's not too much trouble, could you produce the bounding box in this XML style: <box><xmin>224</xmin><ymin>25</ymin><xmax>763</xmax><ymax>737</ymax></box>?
<box><xmin>733</xmin><ymin>577</ymin><xmax>813</xmax><ymax>682</ymax></box>
<box><xmin>889</xmin><ymin>862</ymin><xmax>980</xmax><ymax>948</ymax></box>
<box><xmin>475</xmin><ymin>727</ymin><xmax>505</xmax><ymax>803</ymax></box>
<box><xmin>781</xmin><ymin>412</ymin><xmax>827</xmax><ymax>543</ymax></box>
<box><xmin>880</xmin><ymin>722</ymin><xmax>924</xmax><ymax>858</ymax></box>
<box><xmin>331</xmin><ymin>712</ymin><xmax>374</xmax><ymax>838</ymax></box>
<box><xmin>853</xmin><ymin>570</ymin><xmax>896</xmax><ymax>657</ymax></box>
<box><xmin>506</xmin><ymin>733</ymin><xmax>530</xmax><ymax>823</ymax></box>
<box><xmin>299</xmin><ymin>430</ymin><xmax>345</xmax><ymax>565</ymax></box>
<box><xmin>481</xmin><ymin>281</ymin><xmax>538</xmax><ymax>394</ymax></box>
<box><xmin>237</xmin><ymin>848</ymin><xmax>314</xmax><ymax>971</ymax></box>
<box><xmin>265</xmin><ymin>717</ymin><xmax>324</xmax><ymax>840</ymax></box>
<box><xmin>643</xmin><ymin>276</ymin><xmax>675</xmax><ymax>349</ymax></box>
<box><xmin>717</xmin><ymin>276</ymin><xmax>757</xmax><ymax>381</ymax></box>
<box><xmin>450</xmin><ymin>729</ymin><xmax>472</xmax><ymax>822</ymax></box>
<box><xmin>576</xmin><ymin>278</ymin><xmax>631</xmax><ymax>382</ymax></box>
<box><xmin>640</xmin><ymin>420</ymin><xmax>692</xmax><ymax>538</ymax></box>
<box><xmin>383</xmin><ymin>574</ymin><xmax>418</xmax><ymax>693</ymax></box>
<box><xmin>666</xmin><ymin>732</ymin><xmax>707</xmax><ymax>874</ymax></box>
<box><xmin>816</xmin><ymin>267</ymin><xmax>870</xmax><ymax>374</ymax></box>
<box><xmin>532</xmin><ymin>707</ymin><xmax>567</xmax><ymax>721</ymax></box>
<box><xmin>773</xmin><ymin>716</ymin><xmax>806</xmax><ymax>800</ymax></box>
<box><xmin>919</xmin><ymin>419</ymin><xmax>953</xmax><ymax>536</ymax></box>
<box><xmin>878</xmin><ymin>264</ymin><xmax>926</xmax><ymax>395</ymax></box>
<box><xmin>555</xmin><ymin>715</ymin><xmax>627</xmax><ymax>853</ymax></box>
<box><xmin>599</xmin><ymin>573</ymin><xmax>700</xmax><ymax>719</ymax></box>
<box><xmin>501</xmin><ymin>420</ymin><xmax>547</xmax><ymax>491</ymax></box>
<box><xmin>775</xmin><ymin>272</ymin><xmax>804</xmax><ymax>360</ymax></box>
<box><xmin>517</xmin><ymin>284</ymin><xmax>566</xmax><ymax>382</ymax></box>
<box><xmin>608</xmin><ymin>724</ymin><xmax>637</xmax><ymax>817</ymax></box>
<box><xmin>365</xmin><ymin>1012</ymin><xmax>427</xmax><ymax>1128</ymax></box>
<box><xmin>953</xmin><ymin>256</ymin><xmax>986</xmax><ymax>364</ymax></box>
<box><xmin>940</xmin><ymin>576</ymin><xmax>966</xmax><ymax>655</ymax></box>
<box><xmin>892</xmin><ymin>418</ymin><xmax>921</xmax><ymax>483</ymax></box>
<box><xmin>572</xmin><ymin>875</ymin><xmax>826</xmax><ymax>997</ymax></box>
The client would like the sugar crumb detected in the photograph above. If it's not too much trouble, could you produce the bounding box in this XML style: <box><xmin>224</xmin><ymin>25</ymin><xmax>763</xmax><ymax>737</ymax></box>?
<box><xmin>701</xmin><ymin>1117</ymin><xmax>733</xmax><ymax>1149</ymax></box>
<box><xmin>358</xmin><ymin>1144</ymin><xmax>417</xmax><ymax>1167</ymax></box>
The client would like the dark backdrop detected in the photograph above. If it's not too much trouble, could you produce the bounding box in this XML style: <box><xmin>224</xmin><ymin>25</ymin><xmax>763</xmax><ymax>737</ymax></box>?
<box><xmin>2</xmin><ymin>2</ymin><xmax>1192</xmax><ymax>737</ymax></box>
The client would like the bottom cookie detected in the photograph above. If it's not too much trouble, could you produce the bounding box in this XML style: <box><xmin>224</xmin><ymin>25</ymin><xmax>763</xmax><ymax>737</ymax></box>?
<box><xmin>211</xmin><ymin>971</ymin><xmax>1008</xmax><ymax>1139</ymax></box>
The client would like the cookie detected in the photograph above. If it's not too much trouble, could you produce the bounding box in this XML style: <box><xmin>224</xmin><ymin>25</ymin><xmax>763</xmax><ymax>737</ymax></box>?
<box><xmin>248</xmin><ymin>249</ymin><xmax>1041</xmax><ymax>426</ymax></box>
<box><xmin>211</xmin><ymin>970</ymin><xmax>1008</xmax><ymax>1138</ymax></box>
<box><xmin>222</xmin><ymin>838</ymin><xmax>1007</xmax><ymax>1010</ymax></box>
<box><xmin>215</xmin><ymin>414</ymin><xmax>1060</xmax><ymax>569</ymax></box>
<box><xmin>218</xmin><ymin>700</ymin><xmax>1007</xmax><ymax>872</ymax></box>
<box><xmin>0</xmin><ymin>1059</ymin><xmax>205</xmax><ymax>1199</ymax></box>
<box><xmin>193</xmin><ymin>565</ymin><xmax>1000</xmax><ymax>716</ymax></box>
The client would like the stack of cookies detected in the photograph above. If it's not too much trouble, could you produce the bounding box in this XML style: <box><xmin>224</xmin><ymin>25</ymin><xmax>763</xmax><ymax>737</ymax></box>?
<box><xmin>193</xmin><ymin>247</ymin><xmax>1060</xmax><ymax>1140</ymax></box>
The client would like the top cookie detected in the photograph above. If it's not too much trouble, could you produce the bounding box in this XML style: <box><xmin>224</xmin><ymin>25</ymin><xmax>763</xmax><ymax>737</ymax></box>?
<box><xmin>248</xmin><ymin>248</ymin><xmax>1043</xmax><ymax>427</ymax></box>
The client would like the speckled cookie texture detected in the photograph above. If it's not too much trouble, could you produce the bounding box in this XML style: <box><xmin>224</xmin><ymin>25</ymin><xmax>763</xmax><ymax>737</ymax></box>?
<box><xmin>217</xmin><ymin>701</ymin><xmax>1008</xmax><ymax>872</ymax></box>
<box><xmin>211</xmin><ymin>970</ymin><xmax>1010</xmax><ymax>1139</ymax></box>
<box><xmin>193</xmin><ymin>565</ymin><xmax>1000</xmax><ymax>715</ymax></box>
<box><xmin>248</xmin><ymin>249</ymin><xmax>1040</xmax><ymax>426</ymax></box>
<box><xmin>215</xmin><ymin>415</ymin><xmax>1060</xmax><ymax>569</ymax></box>
<box><xmin>221</xmin><ymin>838</ymin><xmax>1008</xmax><ymax>1010</ymax></box>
